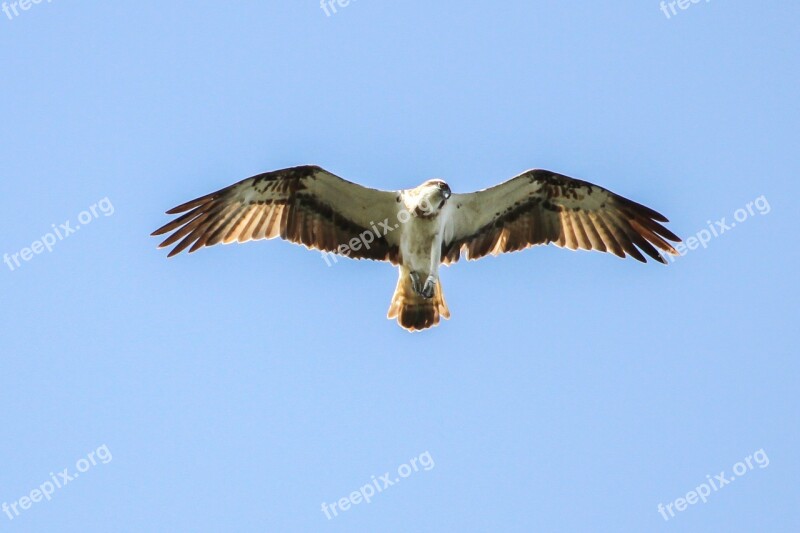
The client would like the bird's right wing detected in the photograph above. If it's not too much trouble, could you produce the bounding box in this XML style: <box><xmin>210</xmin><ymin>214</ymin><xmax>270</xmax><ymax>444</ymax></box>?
<box><xmin>152</xmin><ymin>165</ymin><xmax>403</xmax><ymax>263</ymax></box>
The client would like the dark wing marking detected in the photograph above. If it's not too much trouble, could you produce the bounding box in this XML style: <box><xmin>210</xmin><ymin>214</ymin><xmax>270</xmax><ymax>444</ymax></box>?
<box><xmin>443</xmin><ymin>169</ymin><xmax>681</xmax><ymax>264</ymax></box>
<box><xmin>152</xmin><ymin>165</ymin><xmax>402</xmax><ymax>263</ymax></box>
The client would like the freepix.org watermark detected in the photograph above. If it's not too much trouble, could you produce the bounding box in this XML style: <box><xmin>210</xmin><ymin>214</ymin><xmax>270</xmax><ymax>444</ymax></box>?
<box><xmin>3</xmin><ymin>197</ymin><xmax>115</xmax><ymax>272</ymax></box>
<box><xmin>659</xmin><ymin>0</ymin><xmax>712</xmax><ymax>20</ymax></box>
<box><xmin>321</xmin><ymin>451</ymin><xmax>435</xmax><ymax>520</ymax></box>
<box><xmin>319</xmin><ymin>0</ymin><xmax>358</xmax><ymax>17</ymax></box>
<box><xmin>319</xmin><ymin>196</ymin><xmax>436</xmax><ymax>267</ymax></box>
<box><xmin>3</xmin><ymin>445</ymin><xmax>113</xmax><ymax>522</ymax></box>
<box><xmin>2</xmin><ymin>0</ymin><xmax>53</xmax><ymax>21</ymax></box>
<box><xmin>668</xmin><ymin>195</ymin><xmax>770</xmax><ymax>261</ymax></box>
<box><xmin>657</xmin><ymin>448</ymin><xmax>769</xmax><ymax>522</ymax></box>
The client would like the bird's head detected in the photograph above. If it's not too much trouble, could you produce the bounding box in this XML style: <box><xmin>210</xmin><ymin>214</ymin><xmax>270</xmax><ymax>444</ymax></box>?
<box><xmin>410</xmin><ymin>179</ymin><xmax>451</xmax><ymax>216</ymax></box>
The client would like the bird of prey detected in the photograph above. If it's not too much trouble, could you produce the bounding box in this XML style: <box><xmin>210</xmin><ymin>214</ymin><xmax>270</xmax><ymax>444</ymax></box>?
<box><xmin>152</xmin><ymin>165</ymin><xmax>680</xmax><ymax>331</ymax></box>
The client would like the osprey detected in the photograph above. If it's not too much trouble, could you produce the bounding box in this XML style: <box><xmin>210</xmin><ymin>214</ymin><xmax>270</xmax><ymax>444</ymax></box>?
<box><xmin>152</xmin><ymin>165</ymin><xmax>680</xmax><ymax>331</ymax></box>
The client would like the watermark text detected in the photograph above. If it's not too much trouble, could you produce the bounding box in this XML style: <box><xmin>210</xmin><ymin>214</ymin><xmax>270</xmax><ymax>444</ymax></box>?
<box><xmin>3</xmin><ymin>445</ymin><xmax>113</xmax><ymax>521</ymax></box>
<box><xmin>657</xmin><ymin>448</ymin><xmax>769</xmax><ymax>521</ymax></box>
<box><xmin>321</xmin><ymin>451</ymin><xmax>434</xmax><ymax>520</ymax></box>
<box><xmin>3</xmin><ymin>197</ymin><xmax>115</xmax><ymax>272</ymax></box>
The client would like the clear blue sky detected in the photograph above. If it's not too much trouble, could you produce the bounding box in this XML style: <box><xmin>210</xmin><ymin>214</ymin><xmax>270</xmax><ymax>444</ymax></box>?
<box><xmin>1</xmin><ymin>1</ymin><xmax>798</xmax><ymax>531</ymax></box>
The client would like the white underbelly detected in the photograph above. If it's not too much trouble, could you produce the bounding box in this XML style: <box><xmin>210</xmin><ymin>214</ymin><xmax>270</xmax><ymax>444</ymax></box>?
<box><xmin>400</xmin><ymin>217</ymin><xmax>441</xmax><ymax>274</ymax></box>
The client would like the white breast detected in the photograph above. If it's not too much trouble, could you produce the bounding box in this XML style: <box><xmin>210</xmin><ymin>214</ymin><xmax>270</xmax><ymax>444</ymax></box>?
<box><xmin>399</xmin><ymin>215</ymin><xmax>444</xmax><ymax>274</ymax></box>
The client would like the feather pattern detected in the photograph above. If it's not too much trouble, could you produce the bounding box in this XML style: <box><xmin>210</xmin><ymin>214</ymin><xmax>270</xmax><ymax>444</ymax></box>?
<box><xmin>152</xmin><ymin>165</ymin><xmax>402</xmax><ymax>262</ymax></box>
<box><xmin>442</xmin><ymin>169</ymin><xmax>681</xmax><ymax>264</ymax></box>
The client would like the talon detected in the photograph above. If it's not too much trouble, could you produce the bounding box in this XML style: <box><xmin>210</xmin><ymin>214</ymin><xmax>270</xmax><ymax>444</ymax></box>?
<box><xmin>409</xmin><ymin>272</ymin><xmax>422</xmax><ymax>295</ymax></box>
<box><xmin>421</xmin><ymin>276</ymin><xmax>436</xmax><ymax>299</ymax></box>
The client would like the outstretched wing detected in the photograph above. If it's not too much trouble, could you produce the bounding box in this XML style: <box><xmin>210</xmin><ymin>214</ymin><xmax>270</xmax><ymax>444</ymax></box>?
<box><xmin>152</xmin><ymin>165</ymin><xmax>402</xmax><ymax>263</ymax></box>
<box><xmin>442</xmin><ymin>169</ymin><xmax>681</xmax><ymax>264</ymax></box>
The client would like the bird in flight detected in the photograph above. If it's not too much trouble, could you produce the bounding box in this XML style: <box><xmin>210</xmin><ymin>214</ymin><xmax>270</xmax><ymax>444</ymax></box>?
<box><xmin>152</xmin><ymin>165</ymin><xmax>680</xmax><ymax>331</ymax></box>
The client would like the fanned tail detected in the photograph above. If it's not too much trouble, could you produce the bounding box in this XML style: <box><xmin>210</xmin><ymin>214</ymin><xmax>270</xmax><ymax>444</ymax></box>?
<box><xmin>387</xmin><ymin>267</ymin><xmax>450</xmax><ymax>331</ymax></box>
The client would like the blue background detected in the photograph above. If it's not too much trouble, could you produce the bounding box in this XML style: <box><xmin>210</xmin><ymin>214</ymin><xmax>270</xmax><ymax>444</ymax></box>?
<box><xmin>1</xmin><ymin>1</ymin><xmax>797</xmax><ymax>531</ymax></box>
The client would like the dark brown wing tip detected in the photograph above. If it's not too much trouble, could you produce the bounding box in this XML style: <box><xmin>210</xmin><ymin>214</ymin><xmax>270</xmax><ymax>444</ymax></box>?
<box><xmin>153</xmin><ymin>192</ymin><xmax>219</xmax><ymax>243</ymax></box>
<box><xmin>617</xmin><ymin>248</ymin><xmax>668</xmax><ymax>265</ymax></box>
<box><xmin>651</xmin><ymin>212</ymin><xmax>670</xmax><ymax>223</ymax></box>
<box><xmin>151</xmin><ymin>223</ymin><xmax>177</xmax><ymax>237</ymax></box>
<box><xmin>658</xmin><ymin>226</ymin><xmax>682</xmax><ymax>243</ymax></box>
<box><xmin>166</xmin><ymin>198</ymin><xmax>207</xmax><ymax>215</ymax></box>
<box><xmin>618</xmin><ymin>196</ymin><xmax>670</xmax><ymax>223</ymax></box>
<box><xmin>164</xmin><ymin>191</ymin><xmax>219</xmax><ymax>215</ymax></box>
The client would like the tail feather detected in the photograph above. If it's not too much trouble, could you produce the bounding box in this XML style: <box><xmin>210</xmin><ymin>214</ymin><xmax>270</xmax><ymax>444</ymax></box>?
<box><xmin>387</xmin><ymin>268</ymin><xmax>450</xmax><ymax>331</ymax></box>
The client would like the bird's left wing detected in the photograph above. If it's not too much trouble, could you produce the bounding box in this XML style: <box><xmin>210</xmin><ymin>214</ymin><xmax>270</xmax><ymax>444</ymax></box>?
<box><xmin>152</xmin><ymin>165</ymin><xmax>402</xmax><ymax>262</ymax></box>
<box><xmin>442</xmin><ymin>169</ymin><xmax>681</xmax><ymax>264</ymax></box>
